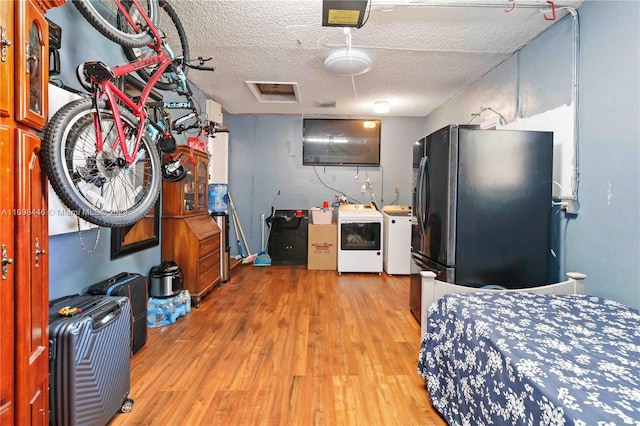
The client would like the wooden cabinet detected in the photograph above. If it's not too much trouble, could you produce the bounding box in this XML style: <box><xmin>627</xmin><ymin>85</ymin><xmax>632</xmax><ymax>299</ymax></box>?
<box><xmin>0</xmin><ymin>1</ymin><xmax>63</xmax><ymax>424</ymax></box>
<box><xmin>0</xmin><ymin>2</ymin><xmax>13</xmax><ymax>118</ymax></box>
<box><xmin>15</xmin><ymin>129</ymin><xmax>49</xmax><ymax>426</ymax></box>
<box><xmin>161</xmin><ymin>215</ymin><xmax>220</xmax><ymax>307</ymax></box>
<box><xmin>162</xmin><ymin>146</ymin><xmax>220</xmax><ymax>306</ymax></box>
<box><xmin>0</xmin><ymin>121</ymin><xmax>16</xmax><ymax>426</ymax></box>
<box><xmin>162</xmin><ymin>145</ymin><xmax>210</xmax><ymax>217</ymax></box>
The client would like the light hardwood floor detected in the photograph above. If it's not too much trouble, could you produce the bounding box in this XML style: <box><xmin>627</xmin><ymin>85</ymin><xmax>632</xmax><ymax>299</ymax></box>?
<box><xmin>108</xmin><ymin>265</ymin><xmax>447</xmax><ymax>426</ymax></box>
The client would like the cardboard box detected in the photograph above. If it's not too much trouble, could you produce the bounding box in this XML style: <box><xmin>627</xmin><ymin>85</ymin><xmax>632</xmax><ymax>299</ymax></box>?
<box><xmin>307</xmin><ymin>223</ymin><xmax>337</xmax><ymax>270</ymax></box>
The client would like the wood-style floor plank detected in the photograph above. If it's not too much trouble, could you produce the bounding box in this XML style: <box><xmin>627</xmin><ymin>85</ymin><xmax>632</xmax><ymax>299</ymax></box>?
<box><xmin>108</xmin><ymin>265</ymin><xmax>446</xmax><ymax>426</ymax></box>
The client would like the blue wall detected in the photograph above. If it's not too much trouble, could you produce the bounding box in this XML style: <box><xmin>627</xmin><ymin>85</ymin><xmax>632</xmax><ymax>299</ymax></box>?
<box><xmin>45</xmin><ymin>3</ymin><xmax>203</xmax><ymax>299</ymax></box>
<box><xmin>227</xmin><ymin>2</ymin><xmax>639</xmax><ymax>309</ymax></box>
<box><xmin>47</xmin><ymin>1</ymin><xmax>639</xmax><ymax>309</ymax></box>
<box><xmin>430</xmin><ymin>2</ymin><xmax>639</xmax><ymax>308</ymax></box>
<box><xmin>421</xmin><ymin>1</ymin><xmax>639</xmax><ymax>309</ymax></box>
<box><xmin>226</xmin><ymin>115</ymin><xmax>425</xmax><ymax>256</ymax></box>
<box><xmin>45</xmin><ymin>4</ymin><xmax>162</xmax><ymax>300</ymax></box>
<box><xmin>568</xmin><ymin>1</ymin><xmax>639</xmax><ymax>308</ymax></box>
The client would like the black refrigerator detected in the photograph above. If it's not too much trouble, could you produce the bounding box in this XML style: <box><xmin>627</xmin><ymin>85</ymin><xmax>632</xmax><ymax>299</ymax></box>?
<box><xmin>409</xmin><ymin>124</ymin><xmax>553</xmax><ymax>322</ymax></box>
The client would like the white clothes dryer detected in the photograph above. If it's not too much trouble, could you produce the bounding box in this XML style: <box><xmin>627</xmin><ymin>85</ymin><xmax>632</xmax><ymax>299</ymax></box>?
<box><xmin>337</xmin><ymin>204</ymin><xmax>383</xmax><ymax>274</ymax></box>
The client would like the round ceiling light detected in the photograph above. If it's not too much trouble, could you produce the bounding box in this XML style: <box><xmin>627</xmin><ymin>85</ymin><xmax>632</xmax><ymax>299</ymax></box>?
<box><xmin>374</xmin><ymin>101</ymin><xmax>390</xmax><ymax>114</ymax></box>
<box><xmin>324</xmin><ymin>50</ymin><xmax>372</xmax><ymax>76</ymax></box>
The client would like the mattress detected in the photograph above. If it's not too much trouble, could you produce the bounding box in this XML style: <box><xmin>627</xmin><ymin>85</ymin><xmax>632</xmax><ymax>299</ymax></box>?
<box><xmin>417</xmin><ymin>292</ymin><xmax>640</xmax><ymax>425</ymax></box>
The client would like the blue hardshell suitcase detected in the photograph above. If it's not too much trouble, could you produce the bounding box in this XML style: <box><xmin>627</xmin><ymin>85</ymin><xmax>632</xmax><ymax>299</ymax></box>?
<box><xmin>48</xmin><ymin>294</ymin><xmax>132</xmax><ymax>425</ymax></box>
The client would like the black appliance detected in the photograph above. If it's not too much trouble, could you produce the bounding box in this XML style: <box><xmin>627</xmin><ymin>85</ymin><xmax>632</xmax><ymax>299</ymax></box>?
<box><xmin>302</xmin><ymin>118</ymin><xmax>381</xmax><ymax>166</ymax></box>
<box><xmin>149</xmin><ymin>261</ymin><xmax>184</xmax><ymax>298</ymax></box>
<box><xmin>322</xmin><ymin>0</ymin><xmax>368</xmax><ymax>28</ymax></box>
<box><xmin>409</xmin><ymin>124</ymin><xmax>553</xmax><ymax>322</ymax></box>
<box><xmin>269</xmin><ymin>210</ymin><xmax>308</xmax><ymax>265</ymax></box>
<box><xmin>211</xmin><ymin>212</ymin><xmax>230</xmax><ymax>283</ymax></box>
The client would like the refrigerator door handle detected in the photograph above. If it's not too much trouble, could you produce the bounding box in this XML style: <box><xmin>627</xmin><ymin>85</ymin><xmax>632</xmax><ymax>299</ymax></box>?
<box><xmin>423</xmin><ymin>155</ymin><xmax>430</xmax><ymax>236</ymax></box>
<box><xmin>416</xmin><ymin>156</ymin><xmax>428</xmax><ymax>235</ymax></box>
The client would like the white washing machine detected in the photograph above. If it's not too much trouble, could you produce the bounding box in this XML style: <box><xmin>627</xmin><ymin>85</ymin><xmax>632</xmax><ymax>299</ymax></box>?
<box><xmin>337</xmin><ymin>204</ymin><xmax>383</xmax><ymax>274</ymax></box>
<box><xmin>382</xmin><ymin>205</ymin><xmax>413</xmax><ymax>275</ymax></box>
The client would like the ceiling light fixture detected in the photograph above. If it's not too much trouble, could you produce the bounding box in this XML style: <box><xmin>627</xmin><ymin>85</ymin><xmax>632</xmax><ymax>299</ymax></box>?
<box><xmin>374</xmin><ymin>100</ymin><xmax>390</xmax><ymax>114</ymax></box>
<box><xmin>324</xmin><ymin>50</ymin><xmax>372</xmax><ymax>76</ymax></box>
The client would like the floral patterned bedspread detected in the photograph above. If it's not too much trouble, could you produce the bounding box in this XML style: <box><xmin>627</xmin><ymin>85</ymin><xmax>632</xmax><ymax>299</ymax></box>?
<box><xmin>417</xmin><ymin>292</ymin><xmax>640</xmax><ymax>425</ymax></box>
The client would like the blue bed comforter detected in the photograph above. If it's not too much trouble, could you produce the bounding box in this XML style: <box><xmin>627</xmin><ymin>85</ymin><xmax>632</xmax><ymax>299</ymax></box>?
<box><xmin>417</xmin><ymin>292</ymin><xmax>640</xmax><ymax>425</ymax></box>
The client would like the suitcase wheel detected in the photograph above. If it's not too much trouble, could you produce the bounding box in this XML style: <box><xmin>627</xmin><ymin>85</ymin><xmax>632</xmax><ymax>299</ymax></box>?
<box><xmin>121</xmin><ymin>398</ymin><xmax>134</xmax><ymax>413</ymax></box>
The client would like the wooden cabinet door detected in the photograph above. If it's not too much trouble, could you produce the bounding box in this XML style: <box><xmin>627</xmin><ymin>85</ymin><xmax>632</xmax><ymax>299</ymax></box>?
<box><xmin>14</xmin><ymin>130</ymin><xmax>49</xmax><ymax>426</ymax></box>
<box><xmin>197</xmin><ymin>159</ymin><xmax>208</xmax><ymax>211</ymax></box>
<box><xmin>0</xmin><ymin>1</ymin><xmax>14</xmax><ymax>119</ymax></box>
<box><xmin>0</xmin><ymin>5</ymin><xmax>14</xmax><ymax>423</ymax></box>
<box><xmin>0</xmin><ymin>124</ymin><xmax>15</xmax><ymax>426</ymax></box>
<box><xmin>183</xmin><ymin>158</ymin><xmax>196</xmax><ymax>213</ymax></box>
<box><xmin>162</xmin><ymin>147</ymin><xmax>211</xmax><ymax>216</ymax></box>
<box><xmin>14</xmin><ymin>0</ymin><xmax>48</xmax><ymax>130</ymax></box>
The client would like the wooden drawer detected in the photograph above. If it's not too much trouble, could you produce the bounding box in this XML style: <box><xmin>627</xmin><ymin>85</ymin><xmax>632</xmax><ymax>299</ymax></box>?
<box><xmin>199</xmin><ymin>237</ymin><xmax>218</xmax><ymax>256</ymax></box>
<box><xmin>198</xmin><ymin>266</ymin><xmax>221</xmax><ymax>290</ymax></box>
<box><xmin>199</xmin><ymin>250</ymin><xmax>219</xmax><ymax>274</ymax></box>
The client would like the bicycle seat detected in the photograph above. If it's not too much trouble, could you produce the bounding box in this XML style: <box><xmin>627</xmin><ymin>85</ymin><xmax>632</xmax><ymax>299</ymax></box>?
<box><xmin>83</xmin><ymin>61</ymin><xmax>116</xmax><ymax>82</ymax></box>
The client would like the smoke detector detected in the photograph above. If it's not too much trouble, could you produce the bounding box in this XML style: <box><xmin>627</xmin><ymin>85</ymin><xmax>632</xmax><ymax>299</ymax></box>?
<box><xmin>324</xmin><ymin>50</ymin><xmax>372</xmax><ymax>76</ymax></box>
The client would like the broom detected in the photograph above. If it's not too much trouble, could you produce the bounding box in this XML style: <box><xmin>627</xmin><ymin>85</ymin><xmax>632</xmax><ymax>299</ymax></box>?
<box><xmin>254</xmin><ymin>190</ymin><xmax>280</xmax><ymax>266</ymax></box>
<box><xmin>228</xmin><ymin>193</ymin><xmax>255</xmax><ymax>264</ymax></box>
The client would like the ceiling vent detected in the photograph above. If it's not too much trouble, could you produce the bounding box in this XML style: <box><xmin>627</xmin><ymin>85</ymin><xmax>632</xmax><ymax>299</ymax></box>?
<box><xmin>246</xmin><ymin>81</ymin><xmax>300</xmax><ymax>103</ymax></box>
<box><xmin>317</xmin><ymin>100</ymin><xmax>337</xmax><ymax>108</ymax></box>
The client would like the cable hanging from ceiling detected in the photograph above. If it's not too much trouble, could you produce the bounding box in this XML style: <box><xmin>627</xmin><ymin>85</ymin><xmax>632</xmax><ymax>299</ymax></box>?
<box><xmin>343</xmin><ymin>28</ymin><xmax>359</xmax><ymax>99</ymax></box>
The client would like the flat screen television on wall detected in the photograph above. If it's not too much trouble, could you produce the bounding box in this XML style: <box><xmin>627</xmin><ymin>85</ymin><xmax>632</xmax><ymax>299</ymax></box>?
<box><xmin>302</xmin><ymin>118</ymin><xmax>381</xmax><ymax>166</ymax></box>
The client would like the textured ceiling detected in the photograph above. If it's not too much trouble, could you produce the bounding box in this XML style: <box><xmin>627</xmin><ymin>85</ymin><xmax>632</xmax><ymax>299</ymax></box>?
<box><xmin>170</xmin><ymin>0</ymin><xmax>583</xmax><ymax>117</ymax></box>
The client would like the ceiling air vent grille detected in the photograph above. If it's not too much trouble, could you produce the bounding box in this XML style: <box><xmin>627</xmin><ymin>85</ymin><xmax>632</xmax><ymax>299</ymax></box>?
<box><xmin>246</xmin><ymin>81</ymin><xmax>300</xmax><ymax>103</ymax></box>
<box><xmin>317</xmin><ymin>101</ymin><xmax>337</xmax><ymax>108</ymax></box>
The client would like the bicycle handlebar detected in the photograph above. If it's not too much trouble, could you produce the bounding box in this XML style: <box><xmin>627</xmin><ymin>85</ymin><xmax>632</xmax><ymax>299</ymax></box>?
<box><xmin>184</xmin><ymin>63</ymin><xmax>215</xmax><ymax>72</ymax></box>
<box><xmin>183</xmin><ymin>56</ymin><xmax>215</xmax><ymax>72</ymax></box>
<box><xmin>205</xmin><ymin>121</ymin><xmax>230</xmax><ymax>134</ymax></box>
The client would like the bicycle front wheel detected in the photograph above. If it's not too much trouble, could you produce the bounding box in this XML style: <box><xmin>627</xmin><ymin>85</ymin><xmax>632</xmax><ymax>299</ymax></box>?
<box><xmin>122</xmin><ymin>0</ymin><xmax>190</xmax><ymax>90</ymax></box>
<box><xmin>42</xmin><ymin>98</ymin><xmax>162</xmax><ymax>228</ymax></box>
<box><xmin>73</xmin><ymin>0</ymin><xmax>159</xmax><ymax>48</ymax></box>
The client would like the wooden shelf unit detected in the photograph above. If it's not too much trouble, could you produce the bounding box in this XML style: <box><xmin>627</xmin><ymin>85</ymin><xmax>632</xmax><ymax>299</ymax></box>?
<box><xmin>161</xmin><ymin>146</ymin><xmax>220</xmax><ymax>306</ymax></box>
<box><xmin>0</xmin><ymin>1</ymin><xmax>64</xmax><ymax>424</ymax></box>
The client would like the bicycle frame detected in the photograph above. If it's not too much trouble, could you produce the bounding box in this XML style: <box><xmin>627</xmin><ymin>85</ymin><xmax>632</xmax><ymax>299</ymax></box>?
<box><xmin>89</xmin><ymin>0</ymin><xmax>173</xmax><ymax>167</ymax></box>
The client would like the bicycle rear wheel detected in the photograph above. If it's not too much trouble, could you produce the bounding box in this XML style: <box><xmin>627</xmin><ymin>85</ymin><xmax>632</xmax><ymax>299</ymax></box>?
<box><xmin>122</xmin><ymin>0</ymin><xmax>190</xmax><ymax>91</ymax></box>
<box><xmin>42</xmin><ymin>98</ymin><xmax>162</xmax><ymax>228</ymax></box>
<box><xmin>72</xmin><ymin>0</ymin><xmax>158</xmax><ymax>48</ymax></box>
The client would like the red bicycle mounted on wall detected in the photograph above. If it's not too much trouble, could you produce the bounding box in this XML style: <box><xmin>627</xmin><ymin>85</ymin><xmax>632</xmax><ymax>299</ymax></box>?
<box><xmin>41</xmin><ymin>0</ymin><xmax>215</xmax><ymax>228</ymax></box>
